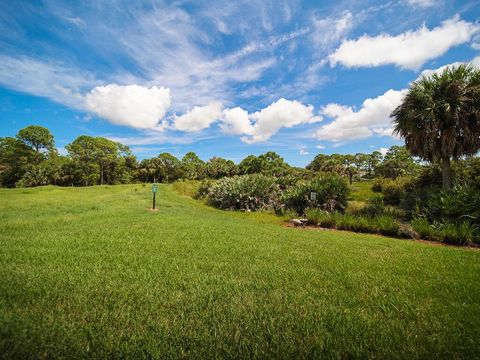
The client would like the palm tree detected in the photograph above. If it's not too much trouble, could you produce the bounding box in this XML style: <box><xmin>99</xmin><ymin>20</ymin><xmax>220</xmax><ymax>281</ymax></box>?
<box><xmin>392</xmin><ymin>64</ymin><xmax>480</xmax><ymax>189</ymax></box>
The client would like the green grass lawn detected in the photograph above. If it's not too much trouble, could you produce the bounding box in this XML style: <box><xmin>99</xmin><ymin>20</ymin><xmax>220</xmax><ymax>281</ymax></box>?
<box><xmin>1</xmin><ymin>185</ymin><xmax>479</xmax><ymax>359</ymax></box>
<box><xmin>349</xmin><ymin>181</ymin><xmax>380</xmax><ymax>202</ymax></box>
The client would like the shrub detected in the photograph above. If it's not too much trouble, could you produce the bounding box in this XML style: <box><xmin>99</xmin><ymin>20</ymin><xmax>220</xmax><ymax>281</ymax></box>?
<box><xmin>411</xmin><ymin>218</ymin><xmax>438</xmax><ymax>241</ymax></box>
<box><xmin>194</xmin><ymin>179</ymin><xmax>214</xmax><ymax>199</ymax></box>
<box><xmin>381</xmin><ymin>177</ymin><xmax>414</xmax><ymax>206</ymax></box>
<box><xmin>437</xmin><ymin>221</ymin><xmax>478</xmax><ymax>246</ymax></box>
<box><xmin>371</xmin><ymin>178</ymin><xmax>386</xmax><ymax>193</ymax></box>
<box><xmin>283</xmin><ymin>174</ymin><xmax>349</xmax><ymax>214</ymax></box>
<box><xmin>362</xmin><ymin>198</ymin><xmax>385</xmax><ymax>217</ymax></box>
<box><xmin>374</xmin><ymin>215</ymin><xmax>400</xmax><ymax>237</ymax></box>
<box><xmin>172</xmin><ymin>179</ymin><xmax>200</xmax><ymax>197</ymax></box>
<box><xmin>335</xmin><ymin>214</ymin><xmax>356</xmax><ymax>231</ymax></box>
<box><xmin>422</xmin><ymin>184</ymin><xmax>480</xmax><ymax>226</ymax></box>
<box><xmin>305</xmin><ymin>208</ymin><xmax>323</xmax><ymax>225</ymax></box>
<box><xmin>305</xmin><ymin>210</ymin><xmax>416</xmax><ymax>239</ymax></box>
<box><xmin>345</xmin><ymin>201</ymin><xmax>365</xmax><ymax>215</ymax></box>
<box><xmin>207</xmin><ymin>174</ymin><xmax>279</xmax><ymax>211</ymax></box>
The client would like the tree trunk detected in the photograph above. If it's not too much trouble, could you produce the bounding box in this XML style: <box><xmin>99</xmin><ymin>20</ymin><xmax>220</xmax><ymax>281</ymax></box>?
<box><xmin>100</xmin><ymin>165</ymin><xmax>104</xmax><ymax>185</ymax></box>
<box><xmin>441</xmin><ymin>157</ymin><xmax>451</xmax><ymax>190</ymax></box>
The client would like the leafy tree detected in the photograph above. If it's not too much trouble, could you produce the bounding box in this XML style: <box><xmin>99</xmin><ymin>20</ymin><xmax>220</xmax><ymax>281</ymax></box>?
<box><xmin>375</xmin><ymin>146</ymin><xmax>419</xmax><ymax>179</ymax></box>
<box><xmin>257</xmin><ymin>152</ymin><xmax>290</xmax><ymax>176</ymax></box>
<box><xmin>156</xmin><ymin>153</ymin><xmax>183</xmax><ymax>182</ymax></box>
<box><xmin>0</xmin><ymin>137</ymin><xmax>35</xmax><ymax>187</ymax></box>
<box><xmin>366</xmin><ymin>151</ymin><xmax>383</xmax><ymax>177</ymax></box>
<box><xmin>238</xmin><ymin>155</ymin><xmax>262</xmax><ymax>174</ymax></box>
<box><xmin>138</xmin><ymin>158</ymin><xmax>158</xmax><ymax>183</ymax></box>
<box><xmin>17</xmin><ymin>125</ymin><xmax>54</xmax><ymax>156</ymax></box>
<box><xmin>181</xmin><ymin>152</ymin><xmax>206</xmax><ymax>180</ymax></box>
<box><xmin>238</xmin><ymin>152</ymin><xmax>290</xmax><ymax>176</ymax></box>
<box><xmin>66</xmin><ymin>136</ymin><xmax>131</xmax><ymax>185</ymax></box>
<box><xmin>205</xmin><ymin>157</ymin><xmax>237</xmax><ymax>179</ymax></box>
<box><xmin>392</xmin><ymin>64</ymin><xmax>480</xmax><ymax>189</ymax></box>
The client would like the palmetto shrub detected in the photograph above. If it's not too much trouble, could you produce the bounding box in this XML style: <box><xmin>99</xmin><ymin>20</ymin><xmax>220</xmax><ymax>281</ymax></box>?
<box><xmin>437</xmin><ymin>221</ymin><xmax>478</xmax><ymax>246</ymax></box>
<box><xmin>422</xmin><ymin>184</ymin><xmax>480</xmax><ymax>226</ymax></box>
<box><xmin>283</xmin><ymin>174</ymin><xmax>349</xmax><ymax>214</ymax></box>
<box><xmin>194</xmin><ymin>179</ymin><xmax>214</xmax><ymax>199</ymax></box>
<box><xmin>206</xmin><ymin>174</ymin><xmax>279</xmax><ymax>211</ymax></box>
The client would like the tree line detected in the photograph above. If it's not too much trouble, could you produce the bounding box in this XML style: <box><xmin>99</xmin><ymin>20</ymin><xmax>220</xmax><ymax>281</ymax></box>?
<box><xmin>0</xmin><ymin>125</ymin><xmax>421</xmax><ymax>188</ymax></box>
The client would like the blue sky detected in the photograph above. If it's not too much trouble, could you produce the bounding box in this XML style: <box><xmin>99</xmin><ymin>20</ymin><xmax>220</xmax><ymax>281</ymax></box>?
<box><xmin>0</xmin><ymin>0</ymin><xmax>479</xmax><ymax>166</ymax></box>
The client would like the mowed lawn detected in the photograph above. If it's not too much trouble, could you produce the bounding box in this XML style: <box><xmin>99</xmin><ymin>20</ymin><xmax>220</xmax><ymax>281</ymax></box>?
<box><xmin>1</xmin><ymin>185</ymin><xmax>479</xmax><ymax>359</ymax></box>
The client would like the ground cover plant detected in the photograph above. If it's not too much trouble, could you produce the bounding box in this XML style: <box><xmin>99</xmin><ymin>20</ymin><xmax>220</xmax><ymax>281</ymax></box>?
<box><xmin>1</xmin><ymin>185</ymin><xmax>480</xmax><ymax>358</ymax></box>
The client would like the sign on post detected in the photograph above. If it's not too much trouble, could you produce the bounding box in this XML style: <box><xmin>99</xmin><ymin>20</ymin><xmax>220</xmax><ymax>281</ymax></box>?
<box><xmin>152</xmin><ymin>184</ymin><xmax>158</xmax><ymax>209</ymax></box>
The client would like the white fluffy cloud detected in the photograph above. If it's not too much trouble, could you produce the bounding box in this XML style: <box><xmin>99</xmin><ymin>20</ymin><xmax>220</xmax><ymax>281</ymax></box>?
<box><xmin>419</xmin><ymin>55</ymin><xmax>480</xmax><ymax>79</ymax></box>
<box><xmin>172</xmin><ymin>102</ymin><xmax>222</xmax><ymax>132</ymax></box>
<box><xmin>221</xmin><ymin>107</ymin><xmax>254</xmax><ymax>135</ymax></box>
<box><xmin>86</xmin><ymin>84</ymin><xmax>171</xmax><ymax>130</ymax></box>
<box><xmin>329</xmin><ymin>16</ymin><xmax>480</xmax><ymax>70</ymax></box>
<box><xmin>238</xmin><ymin>98</ymin><xmax>321</xmax><ymax>143</ymax></box>
<box><xmin>316</xmin><ymin>89</ymin><xmax>407</xmax><ymax>142</ymax></box>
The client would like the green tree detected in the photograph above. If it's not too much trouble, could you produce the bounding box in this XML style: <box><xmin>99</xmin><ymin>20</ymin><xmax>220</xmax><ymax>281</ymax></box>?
<box><xmin>375</xmin><ymin>146</ymin><xmax>419</xmax><ymax>179</ymax></box>
<box><xmin>66</xmin><ymin>136</ymin><xmax>131</xmax><ymax>186</ymax></box>
<box><xmin>0</xmin><ymin>137</ymin><xmax>35</xmax><ymax>187</ymax></box>
<box><xmin>366</xmin><ymin>151</ymin><xmax>383</xmax><ymax>177</ymax></box>
<box><xmin>392</xmin><ymin>64</ymin><xmax>480</xmax><ymax>189</ymax></box>
<box><xmin>238</xmin><ymin>155</ymin><xmax>262</xmax><ymax>174</ymax></box>
<box><xmin>181</xmin><ymin>152</ymin><xmax>206</xmax><ymax>180</ymax></box>
<box><xmin>205</xmin><ymin>157</ymin><xmax>237</xmax><ymax>179</ymax></box>
<box><xmin>157</xmin><ymin>153</ymin><xmax>183</xmax><ymax>182</ymax></box>
<box><xmin>17</xmin><ymin>125</ymin><xmax>54</xmax><ymax>155</ymax></box>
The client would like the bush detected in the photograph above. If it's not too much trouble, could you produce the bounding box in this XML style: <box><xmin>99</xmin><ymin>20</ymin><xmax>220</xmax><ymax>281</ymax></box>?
<box><xmin>381</xmin><ymin>177</ymin><xmax>414</xmax><ymax>206</ymax></box>
<box><xmin>421</xmin><ymin>184</ymin><xmax>480</xmax><ymax>226</ymax></box>
<box><xmin>194</xmin><ymin>179</ymin><xmax>214</xmax><ymax>199</ymax></box>
<box><xmin>206</xmin><ymin>174</ymin><xmax>279</xmax><ymax>211</ymax></box>
<box><xmin>362</xmin><ymin>198</ymin><xmax>385</xmax><ymax>217</ymax></box>
<box><xmin>437</xmin><ymin>221</ymin><xmax>478</xmax><ymax>246</ymax></box>
<box><xmin>411</xmin><ymin>218</ymin><xmax>438</xmax><ymax>241</ymax></box>
<box><xmin>172</xmin><ymin>179</ymin><xmax>200</xmax><ymax>197</ymax></box>
<box><xmin>345</xmin><ymin>201</ymin><xmax>365</xmax><ymax>215</ymax></box>
<box><xmin>304</xmin><ymin>210</ymin><xmax>408</xmax><ymax>238</ymax></box>
<box><xmin>283</xmin><ymin>174</ymin><xmax>349</xmax><ymax>214</ymax></box>
<box><xmin>371</xmin><ymin>178</ymin><xmax>386</xmax><ymax>193</ymax></box>
<box><xmin>374</xmin><ymin>215</ymin><xmax>400</xmax><ymax>237</ymax></box>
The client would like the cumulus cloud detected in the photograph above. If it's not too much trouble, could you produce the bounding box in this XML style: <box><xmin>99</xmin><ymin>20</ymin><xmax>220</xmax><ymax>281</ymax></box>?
<box><xmin>418</xmin><ymin>55</ymin><xmax>480</xmax><ymax>79</ymax></box>
<box><xmin>172</xmin><ymin>102</ymin><xmax>222</xmax><ymax>132</ymax></box>
<box><xmin>221</xmin><ymin>107</ymin><xmax>254</xmax><ymax>135</ymax></box>
<box><xmin>240</xmin><ymin>98</ymin><xmax>321</xmax><ymax>143</ymax></box>
<box><xmin>316</xmin><ymin>89</ymin><xmax>407</xmax><ymax>142</ymax></box>
<box><xmin>316</xmin><ymin>144</ymin><xmax>326</xmax><ymax>149</ymax></box>
<box><xmin>329</xmin><ymin>16</ymin><xmax>480</xmax><ymax>70</ymax></box>
<box><xmin>86</xmin><ymin>84</ymin><xmax>171</xmax><ymax>130</ymax></box>
<box><xmin>299</xmin><ymin>148</ymin><xmax>309</xmax><ymax>155</ymax></box>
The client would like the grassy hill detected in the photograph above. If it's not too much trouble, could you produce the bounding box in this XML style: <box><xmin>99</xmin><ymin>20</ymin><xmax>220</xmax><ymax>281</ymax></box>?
<box><xmin>1</xmin><ymin>185</ymin><xmax>479</xmax><ymax>358</ymax></box>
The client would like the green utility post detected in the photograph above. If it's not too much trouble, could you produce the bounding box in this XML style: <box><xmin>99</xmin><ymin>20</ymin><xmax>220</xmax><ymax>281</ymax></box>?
<box><xmin>152</xmin><ymin>184</ymin><xmax>158</xmax><ymax>209</ymax></box>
